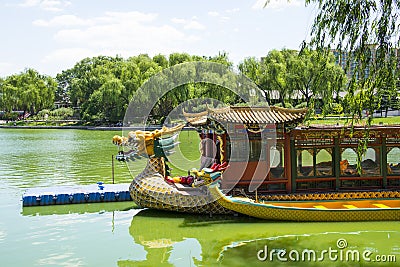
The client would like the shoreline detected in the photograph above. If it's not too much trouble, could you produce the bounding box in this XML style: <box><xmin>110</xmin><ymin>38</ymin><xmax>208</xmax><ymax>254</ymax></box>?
<box><xmin>0</xmin><ymin>125</ymin><xmax>196</xmax><ymax>131</ymax></box>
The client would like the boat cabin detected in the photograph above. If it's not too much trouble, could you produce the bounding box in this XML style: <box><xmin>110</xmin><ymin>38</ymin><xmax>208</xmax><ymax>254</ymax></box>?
<box><xmin>184</xmin><ymin>106</ymin><xmax>400</xmax><ymax>195</ymax></box>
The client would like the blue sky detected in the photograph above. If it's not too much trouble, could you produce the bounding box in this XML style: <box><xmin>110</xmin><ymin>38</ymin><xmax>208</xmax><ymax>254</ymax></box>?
<box><xmin>0</xmin><ymin>0</ymin><xmax>317</xmax><ymax>77</ymax></box>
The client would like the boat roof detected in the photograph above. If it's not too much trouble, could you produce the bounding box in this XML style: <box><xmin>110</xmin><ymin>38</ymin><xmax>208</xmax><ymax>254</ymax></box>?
<box><xmin>183</xmin><ymin>106</ymin><xmax>308</xmax><ymax>125</ymax></box>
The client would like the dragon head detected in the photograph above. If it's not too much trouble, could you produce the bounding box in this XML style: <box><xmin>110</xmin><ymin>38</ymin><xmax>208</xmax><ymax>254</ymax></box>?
<box><xmin>113</xmin><ymin>124</ymin><xmax>184</xmax><ymax>160</ymax></box>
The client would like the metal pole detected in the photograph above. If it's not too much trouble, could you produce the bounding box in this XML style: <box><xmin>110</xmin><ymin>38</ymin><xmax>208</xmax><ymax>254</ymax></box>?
<box><xmin>255</xmin><ymin>189</ymin><xmax>258</xmax><ymax>203</ymax></box>
<box><xmin>112</xmin><ymin>155</ymin><xmax>115</xmax><ymax>184</ymax></box>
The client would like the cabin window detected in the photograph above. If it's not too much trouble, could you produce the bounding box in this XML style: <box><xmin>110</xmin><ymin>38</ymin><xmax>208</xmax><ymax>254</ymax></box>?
<box><xmin>360</xmin><ymin>147</ymin><xmax>381</xmax><ymax>176</ymax></box>
<box><xmin>226</xmin><ymin>126</ymin><xmax>267</xmax><ymax>162</ymax></box>
<box><xmin>387</xmin><ymin>147</ymin><xmax>400</xmax><ymax>175</ymax></box>
<box><xmin>228</xmin><ymin>140</ymin><xmax>248</xmax><ymax>161</ymax></box>
<box><xmin>340</xmin><ymin>148</ymin><xmax>358</xmax><ymax>176</ymax></box>
<box><xmin>249</xmin><ymin>140</ymin><xmax>265</xmax><ymax>161</ymax></box>
<box><xmin>227</xmin><ymin>139</ymin><xmax>266</xmax><ymax>162</ymax></box>
<box><xmin>341</xmin><ymin>147</ymin><xmax>381</xmax><ymax>176</ymax></box>
<box><xmin>315</xmin><ymin>148</ymin><xmax>333</xmax><ymax>176</ymax></box>
<box><xmin>269</xmin><ymin>143</ymin><xmax>284</xmax><ymax>178</ymax></box>
<box><xmin>297</xmin><ymin>149</ymin><xmax>314</xmax><ymax>177</ymax></box>
<box><xmin>296</xmin><ymin>147</ymin><xmax>333</xmax><ymax>177</ymax></box>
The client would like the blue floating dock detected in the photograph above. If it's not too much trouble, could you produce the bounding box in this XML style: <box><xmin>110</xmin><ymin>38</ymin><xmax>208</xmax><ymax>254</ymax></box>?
<box><xmin>22</xmin><ymin>183</ymin><xmax>132</xmax><ymax>207</ymax></box>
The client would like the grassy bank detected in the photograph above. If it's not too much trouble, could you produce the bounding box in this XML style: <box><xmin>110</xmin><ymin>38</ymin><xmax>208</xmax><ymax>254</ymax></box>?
<box><xmin>307</xmin><ymin>116</ymin><xmax>400</xmax><ymax>126</ymax></box>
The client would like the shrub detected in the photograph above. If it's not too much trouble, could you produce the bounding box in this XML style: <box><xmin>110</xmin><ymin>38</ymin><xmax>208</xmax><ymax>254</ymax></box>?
<box><xmin>3</xmin><ymin>112</ymin><xmax>20</xmax><ymax>121</ymax></box>
<box><xmin>294</xmin><ymin>102</ymin><xmax>308</xmax><ymax>109</ymax></box>
<box><xmin>37</xmin><ymin>109</ymin><xmax>50</xmax><ymax>119</ymax></box>
<box><xmin>331</xmin><ymin>103</ymin><xmax>343</xmax><ymax>115</ymax></box>
<box><xmin>50</xmin><ymin>108</ymin><xmax>74</xmax><ymax>119</ymax></box>
<box><xmin>274</xmin><ymin>102</ymin><xmax>294</xmax><ymax>108</ymax></box>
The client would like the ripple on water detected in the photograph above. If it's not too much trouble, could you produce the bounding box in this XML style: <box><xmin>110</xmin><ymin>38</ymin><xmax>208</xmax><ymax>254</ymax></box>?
<box><xmin>0</xmin><ymin>129</ymin><xmax>131</xmax><ymax>190</ymax></box>
<box><xmin>0</xmin><ymin>230</ymin><xmax>6</xmax><ymax>243</ymax></box>
<box><xmin>36</xmin><ymin>253</ymin><xmax>84</xmax><ymax>267</ymax></box>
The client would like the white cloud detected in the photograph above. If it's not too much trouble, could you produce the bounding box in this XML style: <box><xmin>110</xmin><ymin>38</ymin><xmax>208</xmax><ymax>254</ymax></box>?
<box><xmin>171</xmin><ymin>17</ymin><xmax>205</xmax><ymax>30</ymax></box>
<box><xmin>33</xmin><ymin>15</ymin><xmax>90</xmax><ymax>27</ymax></box>
<box><xmin>171</xmin><ymin>18</ymin><xmax>186</xmax><ymax>24</ymax></box>
<box><xmin>18</xmin><ymin>0</ymin><xmax>71</xmax><ymax>12</ymax></box>
<box><xmin>207</xmin><ymin>11</ymin><xmax>219</xmax><ymax>17</ymax></box>
<box><xmin>220</xmin><ymin>16</ymin><xmax>230</xmax><ymax>22</ymax></box>
<box><xmin>184</xmin><ymin>21</ymin><xmax>205</xmax><ymax>30</ymax></box>
<box><xmin>207</xmin><ymin>10</ymin><xmax>231</xmax><ymax>23</ymax></box>
<box><xmin>252</xmin><ymin>0</ymin><xmax>302</xmax><ymax>10</ymax></box>
<box><xmin>104</xmin><ymin>11</ymin><xmax>157</xmax><ymax>23</ymax></box>
<box><xmin>226</xmin><ymin>8</ymin><xmax>240</xmax><ymax>13</ymax></box>
<box><xmin>34</xmin><ymin>11</ymin><xmax>158</xmax><ymax>27</ymax></box>
<box><xmin>19</xmin><ymin>0</ymin><xmax>40</xmax><ymax>7</ymax></box>
<box><xmin>39</xmin><ymin>11</ymin><xmax>201</xmax><ymax>70</ymax></box>
<box><xmin>42</xmin><ymin>47</ymin><xmax>94</xmax><ymax>65</ymax></box>
<box><xmin>54</xmin><ymin>23</ymin><xmax>187</xmax><ymax>50</ymax></box>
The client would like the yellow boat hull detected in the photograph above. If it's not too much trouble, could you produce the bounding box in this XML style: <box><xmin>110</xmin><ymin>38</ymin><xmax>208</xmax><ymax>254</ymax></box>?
<box><xmin>209</xmin><ymin>183</ymin><xmax>400</xmax><ymax>221</ymax></box>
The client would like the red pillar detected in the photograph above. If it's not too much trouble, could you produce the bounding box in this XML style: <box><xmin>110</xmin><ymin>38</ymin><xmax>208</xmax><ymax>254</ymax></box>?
<box><xmin>284</xmin><ymin>132</ymin><xmax>292</xmax><ymax>193</ymax></box>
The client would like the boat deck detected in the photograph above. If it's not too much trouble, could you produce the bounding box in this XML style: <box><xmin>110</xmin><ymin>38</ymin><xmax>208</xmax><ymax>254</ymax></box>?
<box><xmin>22</xmin><ymin>183</ymin><xmax>132</xmax><ymax>206</ymax></box>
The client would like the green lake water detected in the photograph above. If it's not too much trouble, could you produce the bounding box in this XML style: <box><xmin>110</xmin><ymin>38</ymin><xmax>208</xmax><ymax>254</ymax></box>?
<box><xmin>0</xmin><ymin>128</ymin><xmax>399</xmax><ymax>266</ymax></box>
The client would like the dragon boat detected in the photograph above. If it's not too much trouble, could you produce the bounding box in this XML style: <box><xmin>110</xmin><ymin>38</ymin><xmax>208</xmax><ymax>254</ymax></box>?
<box><xmin>114</xmin><ymin>106</ymin><xmax>400</xmax><ymax>221</ymax></box>
<box><xmin>112</xmin><ymin>124</ymin><xmax>231</xmax><ymax>215</ymax></box>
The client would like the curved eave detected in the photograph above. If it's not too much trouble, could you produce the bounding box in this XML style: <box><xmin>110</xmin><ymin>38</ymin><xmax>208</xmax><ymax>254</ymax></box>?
<box><xmin>184</xmin><ymin>106</ymin><xmax>307</xmax><ymax>126</ymax></box>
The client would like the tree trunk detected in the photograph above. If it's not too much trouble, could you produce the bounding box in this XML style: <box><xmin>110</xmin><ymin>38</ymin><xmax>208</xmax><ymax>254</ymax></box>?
<box><xmin>305</xmin><ymin>95</ymin><xmax>311</xmax><ymax>107</ymax></box>
<box><xmin>280</xmin><ymin>96</ymin><xmax>286</xmax><ymax>108</ymax></box>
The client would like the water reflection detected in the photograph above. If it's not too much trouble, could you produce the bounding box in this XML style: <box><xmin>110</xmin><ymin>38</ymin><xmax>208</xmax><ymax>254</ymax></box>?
<box><xmin>121</xmin><ymin>209</ymin><xmax>244</xmax><ymax>266</ymax></box>
<box><xmin>122</xmin><ymin>209</ymin><xmax>400</xmax><ymax>266</ymax></box>
<box><xmin>21</xmin><ymin>202</ymin><xmax>138</xmax><ymax>216</ymax></box>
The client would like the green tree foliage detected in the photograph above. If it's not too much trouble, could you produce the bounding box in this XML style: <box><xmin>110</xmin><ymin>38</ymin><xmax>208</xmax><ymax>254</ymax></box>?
<box><xmin>0</xmin><ymin>77</ymin><xmax>3</xmax><ymax>110</ymax></box>
<box><xmin>239</xmin><ymin>49</ymin><xmax>346</xmax><ymax>111</ymax></box>
<box><xmin>153</xmin><ymin>54</ymin><xmax>169</xmax><ymax>69</ymax></box>
<box><xmin>54</xmin><ymin>53</ymin><xmax>237</xmax><ymax>124</ymax></box>
<box><xmin>238</xmin><ymin>57</ymin><xmax>261</xmax><ymax>86</ymax></box>
<box><xmin>261</xmin><ymin>49</ymin><xmax>292</xmax><ymax>107</ymax></box>
<box><xmin>1</xmin><ymin>69</ymin><xmax>56</xmax><ymax>116</ymax></box>
<box><xmin>146</xmin><ymin>52</ymin><xmax>238</xmax><ymax>123</ymax></box>
<box><xmin>0</xmin><ymin>49</ymin><xmax>363</xmax><ymax>124</ymax></box>
<box><xmin>303</xmin><ymin>0</ymin><xmax>400</xmax><ymax>172</ymax></box>
<box><xmin>305</xmin><ymin>0</ymin><xmax>400</xmax><ymax>121</ymax></box>
<box><xmin>288</xmin><ymin>48</ymin><xmax>347</xmax><ymax>114</ymax></box>
<box><xmin>169</xmin><ymin>52</ymin><xmax>192</xmax><ymax>66</ymax></box>
<box><xmin>56</xmin><ymin>55</ymin><xmax>161</xmax><ymax>123</ymax></box>
<box><xmin>36</xmin><ymin>107</ymin><xmax>74</xmax><ymax>120</ymax></box>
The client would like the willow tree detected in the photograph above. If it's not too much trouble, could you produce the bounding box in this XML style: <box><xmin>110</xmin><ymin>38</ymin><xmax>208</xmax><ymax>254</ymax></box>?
<box><xmin>2</xmin><ymin>69</ymin><xmax>56</xmax><ymax>115</ymax></box>
<box><xmin>286</xmin><ymin>48</ymin><xmax>347</xmax><ymax>112</ymax></box>
<box><xmin>301</xmin><ymin>0</ymin><xmax>400</xmax><ymax>172</ymax></box>
<box><xmin>304</xmin><ymin>0</ymin><xmax>400</xmax><ymax>123</ymax></box>
<box><xmin>260</xmin><ymin>49</ymin><xmax>294</xmax><ymax>108</ymax></box>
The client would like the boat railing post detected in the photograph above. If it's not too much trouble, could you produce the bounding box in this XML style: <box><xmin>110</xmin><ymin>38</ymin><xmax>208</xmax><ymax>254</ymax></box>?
<box><xmin>112</xmin><ymin>154</ymin><xmax>115</xmax><ymax>184</ymax></box>
<box><xmin>334</xmin><ymin>137</ymin><xmax>340</xmax><ymax>191</ymax></box>
<box><xmin>290</xmin><ymin>138</ymin><xmax>297</xmax><ymax>192</ymax></box>
<box><xmin>381</xmin><ymin>136</ymin><xmax>387</xmax><ymax>188</ymax></box>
